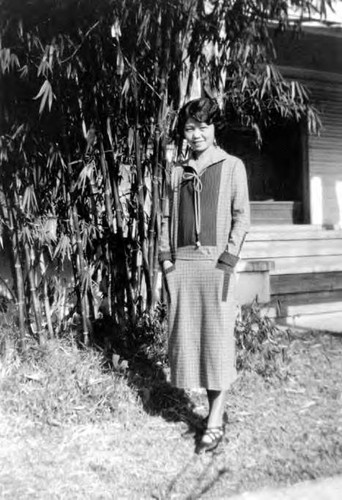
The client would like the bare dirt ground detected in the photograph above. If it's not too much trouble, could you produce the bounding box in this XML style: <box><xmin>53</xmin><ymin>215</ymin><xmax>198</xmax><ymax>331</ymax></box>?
<box><xmin>1</xmin><ymin>330</ymin><xmax>342</xmax><ymax>499</ymax></box>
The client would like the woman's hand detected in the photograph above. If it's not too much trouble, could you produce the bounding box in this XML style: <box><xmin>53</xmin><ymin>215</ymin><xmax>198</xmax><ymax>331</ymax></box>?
<box><xmin>163</xmin><ymin>260</ymin><xmax>174</xmax><ymax>272</ymax></box>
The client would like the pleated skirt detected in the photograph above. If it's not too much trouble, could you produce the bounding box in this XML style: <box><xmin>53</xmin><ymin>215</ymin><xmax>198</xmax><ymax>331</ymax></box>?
<box><xmin>164</xmin><ymin>249</ymin><xmax>238</xmax><ymax>390</ymax></box>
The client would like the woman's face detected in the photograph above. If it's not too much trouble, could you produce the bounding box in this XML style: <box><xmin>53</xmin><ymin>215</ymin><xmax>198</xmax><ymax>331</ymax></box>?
<box><xmin>184</xmin><ymin>117</ymin><xmax>215</xmax><ymax>154</ymax></box>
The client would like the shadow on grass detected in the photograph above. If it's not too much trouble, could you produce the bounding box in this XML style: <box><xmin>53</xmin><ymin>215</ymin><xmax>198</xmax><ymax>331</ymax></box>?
<box><xmin>90</xmin><ymin>311</ymin><xmax>245</xmax><ymax>499</ymax></box>
<box><xmin>128</xmin><ymin>351</ymin><xmax>205</xmax><ymax>438</ymax></box>
<box><xmin>92</xmin><ymin>312</ymin><xmax>205</xmax><ymax>439</ymax></box>
<box><xmin>157</xmin><ymin>444</ymin><xmax>237</xmax><ymax>500</ymax></box>
<box><xmin>118</xmin><ymin>352</ymin><xmax>240</xmax><ymax>499</ymax></box>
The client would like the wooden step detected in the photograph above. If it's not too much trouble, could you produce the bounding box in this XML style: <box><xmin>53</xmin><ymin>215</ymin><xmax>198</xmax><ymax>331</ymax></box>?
<box><xmin>242</xmin><ymin>239</ymin><xmax>342</xmax><ymax>259</ymax></box>
<box><xmin>271</xmin><ymin>272</ymin><xmax>342</xmax><ymax>295</ymax></box>
<box><xmin>278</xmin><ymin>312</ymin><xmax>342</xmax><ymax>332</ymax></box>
<box><xmin>250</xmin><ymin>201</ymin><xmax>302</xmax><ymax>225</ymax></box>
<box><xmin>251</xmin><ymin>216</ymin><xmax>299</xmax><ymax>225</ymax></box>
<box><xmin>245</xmin><ymin>255</ymin><xmax>342</xmax><ymax>274</ymax></box>
<box><xmin>246</xmin><ymin>227</ymin><xmax>342</xmax><ymax>241</ymax></box>
<box><xmin>263</xmin><ymin>289</ymin><xmax>342</xmax><ymax>318</ymax></box>
<box><xmin>250</xmin><ymin>224</ymin><xmax>328</xmax><ymax>232</ymax></box>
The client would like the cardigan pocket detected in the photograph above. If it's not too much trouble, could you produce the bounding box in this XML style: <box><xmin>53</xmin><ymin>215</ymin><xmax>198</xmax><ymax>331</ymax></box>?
<box><xmin>221</xmin><ymin>271</ymin><xmax>230</xmax><ymax>302</ymax></box>
<box><xmin>215</xmin><ymin>262</ymin><xmax>231</xmax><ymax>301</ymax></box>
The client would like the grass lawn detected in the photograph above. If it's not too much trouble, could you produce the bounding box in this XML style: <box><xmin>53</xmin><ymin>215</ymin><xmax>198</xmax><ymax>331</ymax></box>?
<box><xmin>0</xmin><ymin>327</ymin><xmax>342</xmax><ymax>499</ymax></box>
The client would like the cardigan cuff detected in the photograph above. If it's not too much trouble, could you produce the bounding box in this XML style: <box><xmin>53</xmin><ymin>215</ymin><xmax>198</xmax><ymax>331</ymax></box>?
<box><xmin>217</xmin><ymin>251</ymin><xmax>239</xmax><ymax>269</ymax></box>
<box><xmin>159</xmin><ymin>251</ymin><xmax>173</xmax><ymax>264</ymax></box>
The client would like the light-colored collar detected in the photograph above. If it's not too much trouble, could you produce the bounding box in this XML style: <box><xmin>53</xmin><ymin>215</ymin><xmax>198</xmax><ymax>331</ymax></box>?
<box><xmin>184</xmin><ymin>146</ymin><xmax>228</xmax><ymax>174</ymax></box>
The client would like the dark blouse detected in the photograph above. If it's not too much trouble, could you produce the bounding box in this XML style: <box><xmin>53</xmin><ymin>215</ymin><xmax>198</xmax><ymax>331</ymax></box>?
<box><xmin>177</xmin><ymin>162</ymin><xmax>223</xmax><ymax>248</ymax></box>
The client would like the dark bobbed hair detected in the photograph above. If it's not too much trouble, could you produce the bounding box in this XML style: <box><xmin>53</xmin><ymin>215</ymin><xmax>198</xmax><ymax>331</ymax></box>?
<box><xmin>178</xmin><ymin>98</ymin><xmax>221</xmax><ymax>136</ymax></box>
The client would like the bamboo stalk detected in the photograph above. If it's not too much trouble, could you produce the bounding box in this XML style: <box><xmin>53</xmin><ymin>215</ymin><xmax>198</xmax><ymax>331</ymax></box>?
<box><xmin>105</xmin><ymin>242</ymin><xmax>112</xmax><ymax>317</ymax></box>
<box><xmin>130</xmin><ymin>61</ymin><xmax>153</xmax><ymax>310</ymax></box>
<box><xmin>8</xmin><ymin>208</ymin><xmax>26</xmax><ymax>350</ymax></box>
<box><xmin>39</xmin><ymin>252</ymin><xmax>54</xmax><ymax>339</ymax></box>
<box><xmin>63</xmin><ymin>138</ymin><xmax>90</xmax><ymax>346</ymax></box>
<box><xmin>152</xmin><ymin>219</ymin><xmax>160</xmax><ymax>306</ymax></box>
<box><xmin>100</xmin><ymin>132</ymin><xmax>136</xmax><ymax>323</ymax></box>
<box><xmin>71</xmin><ymin>204</ymin><xmax>90</xmax><ymax>346</ymax></box>
<box><xmin>22</xmin><ymin>240</ymin><xmax>45</xmax><ymax>343</ymax></box>
<box><xmin>147</xmin><ymin>125</ymin><xmax>160</xmax><ymax>304</ymax></box>
<box><xmin>99</xmin><ymin>139</ymin><xmax>115</xmax><ymax>231</ymax></box>
<box><xmin>151</xmin><ymin>134</ymin><xmax>167</xmax><ymax>306</ymax></box>
<box><xmin>135</xmin><ymin>126</ymin><xmax>152</xmax><ymax>310</ymax></box>
<box><xmin>98</xmin><ymin>137</ymin><xmax>122</xmax><ymax>321</ymax></box>
<box><xmin>13</xmin><ymin>184</ymin><xmax>46</xmax><ymax>343</ymax></box>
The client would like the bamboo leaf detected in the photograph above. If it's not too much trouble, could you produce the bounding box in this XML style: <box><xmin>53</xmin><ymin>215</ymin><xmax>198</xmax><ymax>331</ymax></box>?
<box><xmin>33</xmin><ymin>80</ymin><xmax>54</xmax><ymax>114</ymax></box>
<box><xmin>19</xmin><ymin>65</ymin><xmax>28</xmax><ymax>78</ymax></box>
<box><xmin>33</xmin><ymin>79</ymin><xmax>49</xmax><ymax>100</ymax></box>
<box><xmin>111</xmin><ymin>18</ymin><xmax>122</xmax><ymax>40</ymax></box>
<box><xmin>22</xmin><ymin>186</ymin><xmax>38</xmax><ymax>213</ymax></box>
<box><xmin>128</xmin><ymin>128</ymin><xmax>134</xmax><ymax>154</ymax></box>
<box><xmin>54</xmin><ymin>234</ymin><xmax>71</xmax><ymax>260</ymax></box>
<box><xmin>10</xmin><ymin>53</ymin><xmax>20</xmax><ymax>69</ymax></box>
<box><xmin>37</xmin><ymin>59</ymin><xmax>49</xmax><ymax>77</ymax></box>
<box><xmin>121</xmin><ymin>77</ymin><xmax>130</xmax><ymax>96</ymax></box>
<box><xmin>116</xmin><ymin>47</ymin><xmax>125</xmax><ymax>76</ymax></box>
<box><xmin>291</xmin><ymin>81</ymin><xmax>295</xmax><ymax>100</ymax></box>
<box><xmin>260</xmin><ymin>74</ymin><xmax>270</xmax><ymax>99</ymax></box>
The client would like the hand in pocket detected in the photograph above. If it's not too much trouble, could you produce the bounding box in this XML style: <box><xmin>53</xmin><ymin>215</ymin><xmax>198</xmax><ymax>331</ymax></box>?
<box><xmin>163</xmin><ymin>260</ymin><xmax>175</xmax><ymax>274</ymax></box>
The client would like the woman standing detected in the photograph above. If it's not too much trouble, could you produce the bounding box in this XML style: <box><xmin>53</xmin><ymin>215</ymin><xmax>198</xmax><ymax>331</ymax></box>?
<box><xmin>159</xmin><ymin>98</ymin><xmax>250</xmax><ymax>453</ymax></box>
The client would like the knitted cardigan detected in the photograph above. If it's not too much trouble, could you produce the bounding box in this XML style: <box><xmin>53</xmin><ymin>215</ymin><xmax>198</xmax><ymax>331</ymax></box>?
<box><xmin>159</xmin><ymin>146</ymin><xmax>250</xmax><ymax>270</ymax></box>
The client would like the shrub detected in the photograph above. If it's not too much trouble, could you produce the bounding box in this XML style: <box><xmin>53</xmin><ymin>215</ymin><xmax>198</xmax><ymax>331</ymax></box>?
<box><xmin>235</xmin><ymin>301</ymin><xmax>291</xmax><ymax>381</ymax></box>
<box><xmin>128</xmin><ymin>301</ymin><xmax>168</xmax><ymax>365</ymax></box>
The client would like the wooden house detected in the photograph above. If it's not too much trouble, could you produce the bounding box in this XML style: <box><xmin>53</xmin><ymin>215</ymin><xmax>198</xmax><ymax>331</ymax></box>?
<box><xmin>234</xmin><ymin>22</ymin><xmax>342</xmax><ymax>325</ymax></box>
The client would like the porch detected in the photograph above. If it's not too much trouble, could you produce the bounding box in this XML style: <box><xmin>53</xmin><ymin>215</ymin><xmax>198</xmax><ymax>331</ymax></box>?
<box><xmin>236</xmin><ymin>224</ymin><xmax>342</xmax><ymax>324</ymax></box>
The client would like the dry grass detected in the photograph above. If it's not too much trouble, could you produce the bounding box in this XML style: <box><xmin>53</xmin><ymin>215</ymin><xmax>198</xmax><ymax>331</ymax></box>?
<box><xmin>0</xmin><ymin>327</ymin><xmax>342</xmax><ymax>499</ymax></box>
<box><xmin>0</xmin><ymin>337</ymin><xmax>141</xmax><ymax>427</ymax></box>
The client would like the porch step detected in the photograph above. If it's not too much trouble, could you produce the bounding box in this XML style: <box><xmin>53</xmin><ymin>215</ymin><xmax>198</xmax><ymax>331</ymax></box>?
<box><xmin>241</xmin><ymin>225</ymin><xmax>342</xmax><ymax>318</ymax></box>
<box><xmin>271</xmin><ymin>272</ymin><xmax>342</xmax><ymax>295</ymax></box>
<box><xmin>263</xmin><ymin>290</ymin><xmax>342</xmax><ymax>318</ymax></box>
<box><xmin>242</xmin><ymin>239</ymin><xmax>342</xmax><ymax>259</ymax></box>
<box><xmin>267</xmin><ymin>271</ymin><xmax>342</xmax><ymax>318</ymax></box>
<box><xmin>247</xmin><ymin>255</ymin><xmax>342</xmax><ymax>274</ymax></box>
<box><xmin>245</xmin><ymin>226</ymin><xmax>342</xmax><ymax>241</ymax></box>
<box><xmin>250</xmin><ymin>201</ymin><xmax>302</xmax><ymax>225</ymax></box>
<box><xmin>247</xmin><ymin>224</ymin><xmax>341</xmax><ymax>234</ymax></box>
<box><xmin>241</xmin><ymin>226</ymin><xmax>342</xmax><ymax>275</ymax></box>
<box><xmin>278</xmin><ymin>311</ymin><xmax>342</xmax><ymax>333</ymax></box>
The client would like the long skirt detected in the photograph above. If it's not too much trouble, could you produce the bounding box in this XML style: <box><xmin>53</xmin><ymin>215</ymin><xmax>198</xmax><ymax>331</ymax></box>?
<box><xmin>164</xmin><ymin>251</ymin><xmax>238</xmax><ymax>390</ymax></box>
